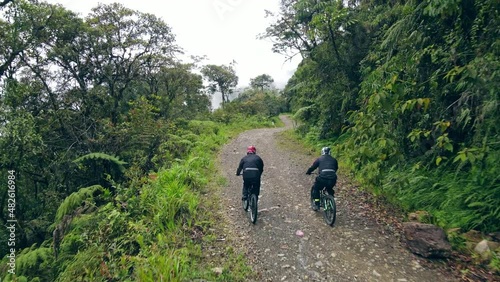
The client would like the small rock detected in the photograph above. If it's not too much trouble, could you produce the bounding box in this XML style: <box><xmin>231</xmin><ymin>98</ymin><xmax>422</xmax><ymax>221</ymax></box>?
<box><xmin>296</xmin><ymin>230</ymin><xmax>304</xmax><ymax>237</ymax></box>
<box><xmin>474</xmin><ymin>239</ymin><xmax>498</xmax><ymax>260</ymax></box>
<box><xmin>373</xmin><ymin>270</ymin><xmax>381</xmax><ymax>277</ymax></box>
<box><xmin>474</xmin><ymin>240</ymin><xmax>490</xmax><ymax>253</ymax></box>
<box><xmin>315</xmin><ymin>261</ymin><xmax>323</xmax><ymax>268</ymax></box>
<box><xmin>212</xmin><ymin>267</ymin><xmax>224</xmax><ymax>275</ymax></box>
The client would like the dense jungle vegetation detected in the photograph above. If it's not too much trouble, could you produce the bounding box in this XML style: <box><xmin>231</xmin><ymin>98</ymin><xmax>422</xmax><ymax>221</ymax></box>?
<box><xmin>263</xmin><ymin>0</ymin><xmax>498</xmax><ymax>234</ymax></box>
<box><xmin>0</xmin><ymin>0</ymin><xmax>498</xmax><ymax>280</ymax></box>
<box><xmin>0</xmin><ymin>1</ymin><xmax>283</xmax><ymax>280</ymax></box>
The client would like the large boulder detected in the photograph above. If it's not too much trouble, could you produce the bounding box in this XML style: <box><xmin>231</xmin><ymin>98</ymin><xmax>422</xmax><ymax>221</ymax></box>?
<box><xmin>403</xmin><ymin>222</ymin><xmax>452</xmax><ymax>258</ymax></box>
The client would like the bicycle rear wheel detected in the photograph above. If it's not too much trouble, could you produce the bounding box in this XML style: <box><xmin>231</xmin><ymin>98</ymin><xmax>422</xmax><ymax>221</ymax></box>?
<box><xmin>249</xmin><ymin>194</ymin><xmax>258</xmax><ymax>224</ymax></box>
<box><xmin>322</xmin><ymin>194</ymin><xmax>336</xmax><ymax>226</ymax></box>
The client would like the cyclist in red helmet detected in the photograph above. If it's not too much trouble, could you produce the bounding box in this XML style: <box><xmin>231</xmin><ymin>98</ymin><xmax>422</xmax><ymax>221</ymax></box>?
<box><xmin>236</xmin><ymin>145</ymin><xmax>264</xmax><ymax>201</ymax></box>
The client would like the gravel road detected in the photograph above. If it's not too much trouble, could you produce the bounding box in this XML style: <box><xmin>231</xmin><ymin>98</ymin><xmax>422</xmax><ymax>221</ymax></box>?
<box><xmin>218</xmin><ymin>115</ymin><xmax>459</xmax><ymax>282</ymax></box>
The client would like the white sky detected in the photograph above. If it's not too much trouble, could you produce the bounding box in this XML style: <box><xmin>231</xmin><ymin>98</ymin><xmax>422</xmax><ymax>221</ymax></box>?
<box><xmin>44</xmin><ymin>0</ymin><xmax>301</xmax><ymax>91</ymax></box>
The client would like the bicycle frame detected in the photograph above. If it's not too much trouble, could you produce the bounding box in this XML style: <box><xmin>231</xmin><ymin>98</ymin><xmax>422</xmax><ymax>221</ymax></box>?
<box><xmin>309</xmin><ymin>173</ymin><xmax>337</xmax><ymax>226</ymax></box>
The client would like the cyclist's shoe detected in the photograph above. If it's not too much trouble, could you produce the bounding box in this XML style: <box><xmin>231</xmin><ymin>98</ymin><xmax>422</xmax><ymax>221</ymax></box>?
<box><xmin>242</xmin><ymin>196</ymin><xmax>248</xmax><ymax>201</ymax></box>
<box><xmin>312</xmin><ymin>198</ymin><xmax>321</xmax><ymax>211</ymax></box>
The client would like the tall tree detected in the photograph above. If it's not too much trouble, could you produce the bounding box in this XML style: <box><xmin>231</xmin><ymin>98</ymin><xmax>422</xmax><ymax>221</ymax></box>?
<box><xmin>201</xmin><ymin>63</ymin><xmax>238</xmax><ymax>107</ymax></box>
<box><xmin>139</xmin><ymin>57</ymin><xmax>208</xmax><ymax>119</ymax></box>
<box><xmin>265</xmin><ymin>0</ymin><xmax>368</xmax><ymax>137</ymax></box>
<box><xmin>250</xmin><ymin>74</ymin><xmax>274</xmax><ymax>92</ymax></box>
<box><xmin>85</xmin><ymin>2</ymin><xmax>180</xmax><ymax>125</ymax></box>
<box><xmin>0</xmin><ymin>0</ymin><xmax>64</xmax><ymax>77</ymax></box>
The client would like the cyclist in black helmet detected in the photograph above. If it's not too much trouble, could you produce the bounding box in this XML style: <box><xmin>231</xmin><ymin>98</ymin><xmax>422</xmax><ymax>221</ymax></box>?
<box><xmin>306</xmin><ymin>147</ymin><xmax>338</xmax><ymax>211</ymax></box>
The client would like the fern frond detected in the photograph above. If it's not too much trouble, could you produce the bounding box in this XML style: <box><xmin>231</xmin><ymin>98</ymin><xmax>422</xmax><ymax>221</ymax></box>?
<box><xmin>73</xmin><ymin>152</ymin><xmax>127</xmax><ymax>173</ymax></box>
<box><xmin>16</xmin><ymin>247</ymin><xmax>53</xmax><ymax>274</ymax></box>
<box><xmin>55</xmin><ymin>185</ymin><xmax>103</xmax><ymax>222</ymax></box>
<box><xmin>294</xmin><ymin>105</ymin><xmax>315</xmax><ymax>121</ymax></box>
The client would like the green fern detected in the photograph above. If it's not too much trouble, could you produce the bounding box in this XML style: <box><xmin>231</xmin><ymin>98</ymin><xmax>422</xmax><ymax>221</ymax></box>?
<box><xmin>55</xmin><ymin>185</ymin><xmax>103</xmax><ymax>222</ymax></box>
<box><xmin>16</xmin><ymin>247</ymin><xmax>53</xmax><ymax>271</ymax></box>
<box><xmin>55</xmin><ymin>246</ymin><xmax>103</xmax><ymax>281</ymax></box>
<box><xmin>8</xmin><ymin>247</ymin><xmax>55</xmax><ymax>280</ymax></box>
<box><xmin>73</xmin><ymin>152</ymin><xmax>127</xmax><ymax>173</ymax></box>
<box><xmin>293</xmin><ymin>105</ymin><xmax>315</xmax><ymax>122</ymax></box>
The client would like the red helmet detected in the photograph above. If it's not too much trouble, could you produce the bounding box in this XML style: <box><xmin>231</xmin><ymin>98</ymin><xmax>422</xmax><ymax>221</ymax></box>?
<box><xmin>247</xmin><ymin>145</ymin><xmax>256</xmax><ymax>154</ymax></box>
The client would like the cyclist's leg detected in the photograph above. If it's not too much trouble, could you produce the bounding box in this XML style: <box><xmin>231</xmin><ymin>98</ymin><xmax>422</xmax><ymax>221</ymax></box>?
<box><xmin>311</xmin><ymin>178</ymin><xmax>322</xmax><ymax>210</ymax></box>
<box><xmin>242</xmin><ymin>178</ymin><xmax>250</xmax><ymax>201</ymax></box>
<box><xmin>325</xmin><ymin>176</ymin><xmax>337</xmax><ymax>196</ymax></box>
<box><xmin>253</xmin><ymin>178</ymin><xmax>261</xmax><ymax>199</ymax></box>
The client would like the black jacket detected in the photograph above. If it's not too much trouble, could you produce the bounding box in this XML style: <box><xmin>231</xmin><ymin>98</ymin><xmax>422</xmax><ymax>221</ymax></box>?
<box><xmin>236</xmin><ymin>154</ymin><xmax>264</xmax><ymax>179</ymax></box>
<box><xmin>306</xmin><ymin>155</ymin><xmax>338</xmax><ymax>180</ymax></box>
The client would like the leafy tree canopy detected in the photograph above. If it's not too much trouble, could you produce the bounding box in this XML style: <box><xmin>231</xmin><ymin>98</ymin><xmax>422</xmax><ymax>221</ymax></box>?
<box><xmin>200</xmin><ymin>62</ymin><xmax>238</xmax><ymax>107</ymax></box>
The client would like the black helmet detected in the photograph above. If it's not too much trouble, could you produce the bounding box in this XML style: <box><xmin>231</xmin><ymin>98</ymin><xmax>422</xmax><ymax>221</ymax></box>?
<box><xmin>321</xmin><ymin>147</ymin><xmax>331</xmax><ymax>155</ymax></box>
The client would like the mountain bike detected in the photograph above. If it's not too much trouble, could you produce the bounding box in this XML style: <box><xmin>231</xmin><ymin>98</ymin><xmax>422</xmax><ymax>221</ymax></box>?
<box><xmin>309</xmin><ymin>174</ymin><xmax>337</xmax><ymax>226</ymax></box>
<box><xmin>312</xmin><ymin>187</ymin><xmax>336</xmax><ymax>226</ymax></box>
<box><xmin>239</xmin><ymin>177</ymin><xmax>258</xmax><ymax>224</ymax></box>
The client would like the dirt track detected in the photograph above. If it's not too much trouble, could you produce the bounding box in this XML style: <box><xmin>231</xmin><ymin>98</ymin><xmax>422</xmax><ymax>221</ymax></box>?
<box><xmin>218</xmin><ymin>115</ymin><xmax>458</xmax><ymax>282</ymax></box>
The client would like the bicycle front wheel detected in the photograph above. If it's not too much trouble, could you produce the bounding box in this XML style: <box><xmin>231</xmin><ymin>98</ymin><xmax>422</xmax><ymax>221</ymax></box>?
<box><xmin>249</xmin><ymin>194</ymin><xmax>258</xmax><ymax>224</ymax></box>
<box><xmin>322</xmin><ymin>194</ymin><xmax>336</xmax><ymax>226</ymax></box>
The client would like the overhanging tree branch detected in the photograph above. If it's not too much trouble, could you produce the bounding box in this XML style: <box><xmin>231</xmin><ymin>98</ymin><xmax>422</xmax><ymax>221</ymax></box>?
<box><xmin>0</xmin><ymin>0</ymin><xmax>14</xmax><ymax>8</ymax></box>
